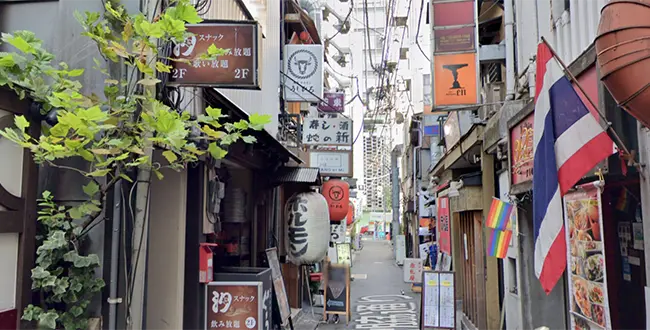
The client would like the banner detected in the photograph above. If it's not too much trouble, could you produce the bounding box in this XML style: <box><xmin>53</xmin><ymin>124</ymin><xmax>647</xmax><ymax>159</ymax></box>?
<box><xmin>437</xmin><ymin>196</ymin><xmax>451</xmax><ymax>254</ymax></box>
<box><xmin>564</xmin><ymin>182</ymin><xmax>611</xmax><ymax>329</ymax></box>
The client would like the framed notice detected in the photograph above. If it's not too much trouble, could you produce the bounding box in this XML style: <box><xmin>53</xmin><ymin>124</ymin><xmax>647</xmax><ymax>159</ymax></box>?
<box><xmin>265</xmin><ymin>248</ymin><xmax>292</xmax><ymax>327</ymax></box>
<box><xmin>308</xmin><ymin>150</ymin><xmax>353</xmax><ymax>177</ymax></box>
<box><xmin>336</xmin><ymin>243</ymin><xmax>351</xmax><ymax>266</ymax></box>
<box><xmin>421</xmin><ymin>271</ymin><xmax>456</xmax><ymax>329</ymax></box>
<box><xmin>323</xmin><ymin>263</ymin><xmax>351</xmax><ymax>324</ymax></box>
<box><xmin>205</xmin><ymin>281</ymin><xmax>263</xmax><ymax>330</ymax></box>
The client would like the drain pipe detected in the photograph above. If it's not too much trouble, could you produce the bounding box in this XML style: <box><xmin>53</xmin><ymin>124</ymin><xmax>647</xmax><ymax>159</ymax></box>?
<box><xmin>504</xmin><ymin>0</ymin><xmax>516</xmax><ymax>100</ymax></box>
<box><xmin>107</xmin><ymin>181</ymin><xmax>122</xmax><ymax>330</ymax></box>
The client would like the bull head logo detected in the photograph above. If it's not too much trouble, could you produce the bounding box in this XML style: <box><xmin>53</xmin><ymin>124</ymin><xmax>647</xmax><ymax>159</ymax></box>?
<box><xmin>293</xmin><ymin>56</ymin><xmax>313</xmax><ymax>75</ymax></box>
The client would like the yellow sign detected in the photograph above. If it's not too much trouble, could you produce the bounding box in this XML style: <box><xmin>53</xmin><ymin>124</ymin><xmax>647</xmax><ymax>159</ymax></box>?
<box><xmin>433</xmin><ymin>53</ymin><xmax>478</xmax><ymax>106</ymax></box>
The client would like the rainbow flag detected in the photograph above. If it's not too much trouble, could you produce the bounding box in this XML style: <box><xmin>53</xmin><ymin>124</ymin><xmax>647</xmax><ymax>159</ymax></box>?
<box><xmin>486</xmin><ymin>198</ymin><xmax>514</xmax><ymax>230</ymax></box>
<box><xmin>487</xmin><ymin>228</ymin><xmax>512</xmax><ymax>259</ymax></box>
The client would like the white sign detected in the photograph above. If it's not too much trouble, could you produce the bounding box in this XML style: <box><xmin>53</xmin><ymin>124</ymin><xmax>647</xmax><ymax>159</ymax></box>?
<box><xmin>419</xmin><ymin>242</ymin><xmax>431</xmax><ymax>260</ymax></box>
<box><xmin>330</xmin><ymin>223</ymin><xmax>346</xmax><ymax>244</ymax></box>
<box><xmin>283</xmin><ymin>44</ymin><xmax>323</xmax><ymax>102</ymax></box>
<box><xmin>403</xmin><ymin>258</ymin><xmax>423</xmax><ymax>283</ymax></box>
<box><xmin>309</xmin><ymin>151</ymin><xmax>352</xmax><ymax>177</ymax></box>
<box><xmin>396</xmin><ymin>235</ymin><xmax>406</xmax><ymax>265</ymax></box>
<box><xmin>422</xmin><ymin>272</ymin><xmax>455</xmax><ymax>328</ymax></box>
<box><xmin>302</xmin><ymin>118</ymin><xmax>353</xmax><ymax>145</ymax></box>
<box><xmin>419</xmin><ymin>191</ymin><xmax>434</xmax><ymax>218</ymax></box>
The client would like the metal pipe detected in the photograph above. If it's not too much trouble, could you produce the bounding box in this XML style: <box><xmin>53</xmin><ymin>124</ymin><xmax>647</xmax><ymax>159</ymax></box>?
<box><xmin>108</xmin><ymin>181</ymin><xmax>122</xmax><ymax>330</ymax></box>
<box><xmin>504</xmin><ymin>0</ymin><xmax>516</xmax><ymax>100</ymax></box>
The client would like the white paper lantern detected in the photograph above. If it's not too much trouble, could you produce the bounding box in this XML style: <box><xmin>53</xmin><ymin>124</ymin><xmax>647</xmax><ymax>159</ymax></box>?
<box><xmin>285</xmin><ymin>192</ymin><xmax>330</xmax><ymax>264</ymax></box>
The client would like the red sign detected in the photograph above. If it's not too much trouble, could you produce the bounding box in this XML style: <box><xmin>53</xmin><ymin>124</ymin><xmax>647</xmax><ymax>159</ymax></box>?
<box><xmin>437</xmin><ymin>196</ymin><xmax>451</xmax><ymax>254</ymax></box>
<box><xmin>170</xmin><ymin>22</ymin><xmax>259</xmax><ymax>88</ymax></box>
<box><xmin>510</xmin><ymin>113</ymin><xmax>534</xmax><ymax>185</ymax></box>
<box><xmin>318</xmin><ymin>92</ymin><xmax>345</xmax><ymax>113</ymax></box>
<box><xmin>433</xmin><ymin>1</ymin><xmax>475</xmax><ymax>26</ymax></box>
<box><xmin>205</xmin><ymin>282</ymin><xmax>260</xmax><ymax>329</ymax></box>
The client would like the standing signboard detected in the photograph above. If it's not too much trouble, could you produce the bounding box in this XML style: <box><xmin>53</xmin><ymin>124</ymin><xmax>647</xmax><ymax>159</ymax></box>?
<box><xmin>169</xmin><ymin>22</ymin><xmax>259</xmax><ymax>88</ymax></box>
<box><xmin>437</xmin><ymin>196</ymin><xmax>451</xmax><ymax>254</ymax></box>
<box><xmin>421</xmin><ymin>271</ymin><xmax>456</xmax><ymax>329</ymax></box>
<box><xmin>429</xmin><ymin>0</ymin><xmax>479</xmax><ymax>111</ymax></box>
<box><xmin>308</xmin><ymin>150</ymin><xmax>353</xmax><ymax>177</ymax></box>
<box><xmin>205</xmin><ymin>281</ymin><xmax>263</xmax><ymax>329</ymax></box>
<box><xmin>283</xmin><ymin>44</ymin><xmax>323</xmax><ymax>102</ymax></box>
<box><xmin>336</xmin><ymin>243</ymin><xmax>351</xmax><ymax>266</ymax></box>
<box><xmin>564</xmin><ymin>182</ymin><xmax>611</xmax><ymax>329</ymax></box>
<box><xmin>264</xmin><ymin>248</ymin><xmax>292</xmax><ymax>327</ymax></box>
<box><xmin>404</xmin><ymin>258</ymin><xmax>423</xmax><ymax>283</ymax></box>
<box><xmin>302</xmin><ymin>118</ymin><xmax>353</xmax><ymax>145</ymax></box>
<box><xmin>323</xmin><ymin>263</ymin><xmax>351</xmax><ymax>324</ymax></box>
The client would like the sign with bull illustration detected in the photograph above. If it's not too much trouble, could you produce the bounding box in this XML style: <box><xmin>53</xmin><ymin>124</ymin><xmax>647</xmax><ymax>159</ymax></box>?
<box><xmin>283</xmin><ymin>44</ymin><xmax>323</xmax><ymax>102</ymax></box>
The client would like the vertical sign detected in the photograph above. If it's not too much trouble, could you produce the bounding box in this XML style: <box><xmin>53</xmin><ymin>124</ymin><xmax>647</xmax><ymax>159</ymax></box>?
<box><xmin>564</xmin><ymin>182</ymin><xmax>611</xmax><ymax>329</ymax></box>
<box><xmin>510</xmin><ymin>113</ymin><xmax>534</xmax><ymax>185</ymax></box>
<box><xmin>430</xmin><ymin>0</ymin><xmax>479</xmax><ymax>109</ymax></box>
<box><xmin>437</xmin><ymin>196</ymin><xmax>451</xmax><ymax>254</ymax></box>
<box><xmin>283</xmin><ymin>44</ymin><xmax>324</xmax><ymax>102</ymax></box>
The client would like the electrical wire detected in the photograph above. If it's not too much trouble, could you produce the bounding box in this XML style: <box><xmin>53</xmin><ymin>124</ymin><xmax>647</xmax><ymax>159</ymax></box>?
<box><xmin>325</xmin><ymin>0</ymin><xmax>353</xmax><ymax>42</ymax></box>
<box><xmin>415</xmin><ymin>0</ymin><xmax>431</xmax><ymax>62</ymax></box>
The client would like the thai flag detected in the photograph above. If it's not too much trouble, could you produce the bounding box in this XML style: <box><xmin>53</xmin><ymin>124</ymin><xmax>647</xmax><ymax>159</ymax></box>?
<box><xmin>532</xmin><ymin>42</ymin><xmax>615</xmax><ymax>294</ymax></box>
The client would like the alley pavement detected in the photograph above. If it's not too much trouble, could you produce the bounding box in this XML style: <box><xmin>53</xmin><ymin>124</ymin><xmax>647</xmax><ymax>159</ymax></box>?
<box><xmin>302</xmin><ymin>239</ymin><xmax>420</xmax><ymax>330</ymax></box>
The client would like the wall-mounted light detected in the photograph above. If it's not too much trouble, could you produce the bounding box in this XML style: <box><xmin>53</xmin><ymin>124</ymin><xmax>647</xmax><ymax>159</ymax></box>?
<box><xmin>447</xmin><ymin>180</ymin><xmax>464</xmax><ymax>197</ymax></box>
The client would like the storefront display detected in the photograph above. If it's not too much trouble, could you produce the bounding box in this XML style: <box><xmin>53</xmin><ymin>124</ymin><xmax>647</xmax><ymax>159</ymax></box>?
<box><xmin>564</xmin><ymin>182</ymin><xmax>611</xmax><ymax>329</ymax></box>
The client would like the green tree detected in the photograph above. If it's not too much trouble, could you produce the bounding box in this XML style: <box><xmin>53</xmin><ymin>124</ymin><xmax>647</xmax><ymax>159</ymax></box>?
<box><xmin>0</xmin><ymin>1</ymin><xmax>269</xmax><ymax>328</ymax></box>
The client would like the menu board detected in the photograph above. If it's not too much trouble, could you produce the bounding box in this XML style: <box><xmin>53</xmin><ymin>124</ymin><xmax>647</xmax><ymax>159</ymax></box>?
<box><xmin>421</xmin><ymin>271</ymin><xmax>455</xmax><ymax>329</ymax></box>
<box><xmin>265</xmin><ymin>248</ymin><xmax>291</xmax><ymax>326</ymax></box>
<box><xmin>205</xmin><ymin>281</ymin><xmax>262</xmax><ymax>329</ymax></box>
<box><xmin>564</xmin><ymin>183</ymin><xmax>611</xmax><ymax>329</ymax></box>
<box><xmin>336</xmin><ymin>243</ymin><xmax>351</xmax><ymax>265</ymax></box>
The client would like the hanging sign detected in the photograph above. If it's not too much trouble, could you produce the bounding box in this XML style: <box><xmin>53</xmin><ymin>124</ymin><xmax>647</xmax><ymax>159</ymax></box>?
<box><xmin>323</xmin><ymin>263</ymin><xmax>350</xmax><ymax>324</ymax></box>
<box><xmin>421</xmin><ymin>271</ymin><xmax>456</xmax><ymax>329</ymax></box>
<box><xmin>308</xmin><ymin>150</ymin><xmax>353</xmax><ymax>177</ymax></box>
<box><xmin>170</xmin><ymin>22</ymin><xmax>259</xmax><ymax>88</ymax></box>
<box><xmin>322</xmin><ymin>179</ymin><xmax>350</xmax><ymax>221</ymax></box>
<box><xmin>205</xmin><ymin>281</ymin><xmax>262</xmax><ymax>329</ymax></box>
<box><xmin>302</xmin><ymin>118</ymin><xmax>353</xmax><ymax>145</ymax></box>
<box><xmin>318</xmin><ymin>92</ymin><xmax>345</xmax><ymax>113</ymax></box>
<box><xmin>564</xmin><ymin>182</ymin><xmax>611</xmax><ymax>329</ymax></box>
<box><xmin>510</xmin><ymin>113</ymin><xmax>534</xmax><ymax>185</ymax></box>
<box><xmin>433</xmin><ymin>53</ymin><xmax>478</xmax><ymax>106</ymax></box>
<box><xmin>331</xmin><ymin>223</ymin><xmax>346</xmax><ymax>244</ymax></box>
<box><xmin>283</xmin><ymin>44</ymin><xmax>324</xmax><ymax>102</ymax></box>
<box><xmin>285</xmin><ymin>192</ymin><xmax>330</xmax><ymax>264</ymax></box>
<box><xmin>437</xmin><ymin>196</ymin><xmax>451</xmax><ymax>254</ymax></box>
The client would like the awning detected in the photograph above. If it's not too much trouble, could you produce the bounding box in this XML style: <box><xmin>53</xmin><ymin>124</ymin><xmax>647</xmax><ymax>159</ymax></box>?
<box><xmin>203</xmin><ymin>88</ymin><xmax>302</xmax><ymax>164</ymax></box>
<box><xmin>273</xmin><ymin>167</ymin><xmax>322</xmax><ymax>185</ymax></box>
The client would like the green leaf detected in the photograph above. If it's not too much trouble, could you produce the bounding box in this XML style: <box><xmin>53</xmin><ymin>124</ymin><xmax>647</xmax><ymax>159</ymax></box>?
<box><xmin>32</xmin><ymin>266</ymin><xmax>50</xmax><ymax>280</ymax></box>
<box><xmin>82</xmin><ymin>181</ymin><xmax>100</xmax><ymax>197</ymax></box>
<box><xmin>162</xmin><ymin>150</ymin><xmax>178</xmax><ymax>163</ymax></box>
<box><xmin>69</xmin><ymin>306</ymin><xmax>84</xmax><ymax>318</ymax></box>
<box><xmin>208</xmin><ymin>142</ymin><xmax>228</xmax><ymax>159</ymax></box>
<box><xmin>242</xmin><ymin>135</ymin><xmax>257</xmax><ymax>143</ymax></box>
<box><xmin>3</xmin><ymin>34</ymin><xmax>32</xmax><ymax>53</ymax></box>
<box><xmin>153</xmin><ymin>168</ymin><xmax>164</xmax><ymax>180</ymax></box>
<box><xmin>205</xmin><ymin>106</ymin><xmax>224</xmax><ymax>118</ymax></box>
<box><xmin>86</xmin><ymin>169</ymin><xmax>111</xmax><ymax>177</ymax></box>
<box><xmin>14</xmin><ymin>115</ymin><xmax>29</xmax><ymax>132</ymax></box>
<box><xmin>233</xmin><ymin>120</ymin><xmax>249</xmax><ymax>130</ymax></box>
<box><xmin>155</xmin><ymin>61</ymin><xmax>171</xmax><ymax>73</ymax></box>
<box><xmin>119</xmin><ymin>173</ymin><xmax>134</xmax><ymax>183</ymax></box>
<box><xmin>201</xmin><ymin>125</ymin><xmax>225</xmax><ymax>139</ymax></box>
<box><xmin>0</xmin><ymin>53</ymin><xmax>15</xmax><ymax>67</ymax></box>
<box><xmin>22</xmin><ymin>304</ymin><xmax>42</xmax><ymax>322</ymax></box>
<box><xmin>38</xmin><ymin>310</ymin><xmax>58</xmax><ymax>329</ymax></box>
<box><xmin>137</xmin><ymin>77</ymin><xmax>161</xmax><ymax>86</ymax></box>
<box><xmin>166</xmin><ymin>2</ymin><xmax>203</xmax><ymax>24</ymax></box>
<box><xmin>248</xmin><ymin>113</ymin><xmax>271</xmax><ymax>130</ymax></box>
<box><xmin>139</xmin><ymin>20</ymin><xmax>164</xmax><ymax>38</ymax></box>
<box><xmin>67</xmin><ymin>68</ymin><xmax>85</xmax><ymax>77</ymax></box>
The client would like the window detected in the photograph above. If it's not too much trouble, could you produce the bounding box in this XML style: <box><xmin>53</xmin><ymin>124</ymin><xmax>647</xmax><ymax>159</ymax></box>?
<box><xmin>400</xmin><ymin>48</ymin><xmax>408</xmax><ymax>60</ymax></box>
<box><xmin>507</xmin><ymin>257</ymin><xmax>518</xmax><ymax>295</ymax></box>
<box><xmin>392</xmin><ymin>16</ymin><xmax>408</xmax><ymax>27</ymax></box>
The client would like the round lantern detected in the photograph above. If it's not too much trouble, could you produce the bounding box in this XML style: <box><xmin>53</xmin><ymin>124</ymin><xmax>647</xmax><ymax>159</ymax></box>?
<box><xmin>322</xmin><ymin>179</ymin><xmax>350</xmax><ymax>221</ymax></box>
<box><xmin>285</xmin><ymin>192</ymin><xmax>330</xmax><ymax>264</ymax></box>
<box><xmin>596</xmin><ymin>0</ymin><xmax>650</xmax><ymax>127</ymax></box>
<box><xmin>346</xmin><ymin>202</ymin><xmax>355</xmax><ymax>226</ymax></box>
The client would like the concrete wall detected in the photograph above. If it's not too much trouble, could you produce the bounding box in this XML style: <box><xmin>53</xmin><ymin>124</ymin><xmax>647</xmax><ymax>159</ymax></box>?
<box><xmin>145</xmin><ymin>151</ymin><xmax>188</xmax><ymax>329</ymax></box>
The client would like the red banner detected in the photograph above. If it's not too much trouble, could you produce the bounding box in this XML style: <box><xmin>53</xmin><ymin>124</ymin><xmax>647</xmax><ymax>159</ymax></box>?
<box><xmin>437</xmin><ymin>196</ymin><xmax>451</xmax><ymax>254</ymax></box>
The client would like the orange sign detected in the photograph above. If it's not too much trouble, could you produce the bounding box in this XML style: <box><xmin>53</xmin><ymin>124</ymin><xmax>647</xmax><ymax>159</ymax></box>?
<box><xmin>433</xmin><ymin>53</ymin><xmax>477</xmax><ymax>106</ymax></box>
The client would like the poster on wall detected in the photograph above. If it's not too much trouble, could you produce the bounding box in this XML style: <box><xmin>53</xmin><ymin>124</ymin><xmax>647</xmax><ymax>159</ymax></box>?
<box><xmin>437</xmin><ymin>196</ymin><xmax>451</xmax><ymax>254</ymax></box>
<box><xmin>564</xmin><ymin>182</ymin><xmax>611</xmax><ymax>329</ymax></box>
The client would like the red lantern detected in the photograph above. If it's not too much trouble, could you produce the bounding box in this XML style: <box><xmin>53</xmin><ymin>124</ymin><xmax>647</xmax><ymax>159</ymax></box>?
<box><xmin>299</xmin><ymin>31</ymin><xmax>310</xmax><ymax>42</ymax></box>
<box><xmin>322</xmin><ymin>179</ymin><xmax>350</xmax><ymax>221</ymax></box>
<box><xmin>346</xmin><ymin>202</ymin><xmax>355</xmax><ymax>226</ymax></box>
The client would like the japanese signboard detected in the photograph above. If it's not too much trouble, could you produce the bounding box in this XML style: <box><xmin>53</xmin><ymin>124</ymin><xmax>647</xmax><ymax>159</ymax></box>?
<box><xmin>336</xmin><ymin>243</ymin><xmax>351</xmax><ymax>266</ymax></box>
<box><xmin>421</xmin><ymin>271</ymin><xmax>456</xmax><ymax>329</ymax></box>
<box><xmin>318</xmin><ymin>92</ymin><xmax>345</xmax><ymax>112</ymax></box>
<box><xmin>323</xmin><ymin>263</ymin><xmax>350</xmax><ymax>323</ymax></box>
<box><xmin>169</xmin><ymin>22</ymin><xmax>259</xmax><ymax>88</ymax></box>
<box><xmin>437</xmin><ymin>196</ymin><xmax>451</xmax><ymax>255</ymax></box>
<box><xmin>510</xmin><ymin>113</ymin><xmax>534</xmax><ymax>185</ymax></box>
<box><xmin>404</xmin><ymin>258</ymin><xmax>423</xmax><ymax>283</ymax></box>
<box><xmin>302</xmin><ymin>118</ymin><xmax>352</xmax><ymax>145</ymax></box>
<box><xmin>283</xmin><ymin>44</ymin><xmax>324</xmax><ymax>102</ymax></box>
<box><xmin>308</xmin><ymin>150</ymin><xmax>353</xmax><ymax>177</ymax></box>
<box><xmin>205</xmin><ymin>281</ymin><xmax>262</xmax><ymax>329</ymax></box>
<box><xmin>331</xmin><ymin>223</ymin><xmax>346</xmax><ymax>244</ymax></box>
<box><xmin>435</xmin><ymin>27</ymin><xmax>475</xmax><ymax>53</ymax></box>
<box><xmin>433</xmin><ymin>53</ymin><xmax>478</xmax><ymax>106</ymax></box>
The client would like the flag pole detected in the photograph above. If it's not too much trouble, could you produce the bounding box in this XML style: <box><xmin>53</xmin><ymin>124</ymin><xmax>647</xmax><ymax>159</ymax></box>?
<box><xmin>540</xmin><ymin>37</ymin><xmax>643</xmax><ymax>176</ymax></box>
